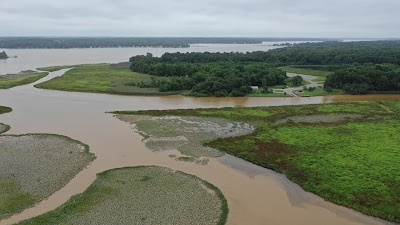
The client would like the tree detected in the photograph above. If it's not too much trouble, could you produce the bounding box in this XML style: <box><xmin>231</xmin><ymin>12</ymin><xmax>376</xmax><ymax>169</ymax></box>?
<box><xmin>291</xmin><ymin>75</ymin><xmax>304</xmax><ymax>86</ymax></box>
<box><xmin>0</xmin><ymin>51</ymin><xmax>8</xmax><ymax>59</ymax></box>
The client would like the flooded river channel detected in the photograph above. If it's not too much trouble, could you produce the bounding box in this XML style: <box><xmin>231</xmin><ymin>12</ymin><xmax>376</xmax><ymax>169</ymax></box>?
<box><xmin>0</xmin><ymin>68</ymin><xmax>399</xmax><ymax>225</ymax></box>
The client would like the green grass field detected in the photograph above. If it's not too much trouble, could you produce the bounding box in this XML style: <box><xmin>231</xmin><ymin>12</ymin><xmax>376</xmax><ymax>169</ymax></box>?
<box><xmin>115</xmin><ymin>101</ymin><xmax>400</xmax><ymax>223</ymax></box>
<box><xmin>0</xmin><ymin>72</ymin><xmax>49</xmax><ymax>89</ymax></box>
<box><xmin>297</xmin><ymin>87</ymin><xmax>343</xmax><ymax>97</ymax></box>
<box><xmin>279</xmin><ymin>66</ymin><xmax>333</xmax><ymax>82</ymax></box>
<box><xmin>35</xmin><ymin>64</ymin><xmax>181</xmax><ymax>95</ymax></box>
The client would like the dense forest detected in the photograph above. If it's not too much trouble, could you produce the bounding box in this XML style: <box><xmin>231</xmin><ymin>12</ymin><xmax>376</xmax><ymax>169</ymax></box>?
<box><xmin>324</xmin><ymin>64</ymin><xmax>400</xmax><ymax>94</ymax></box>
<box><xmin>146</xmin><ymin>41</ymin><xmax>400</xmax><ymax>65</ymax></box>
<box><xmin>130</xmin><ymin>53</ymin><xmax>286</xmax><ymax>96</ymax></box>
<box><xmin>0</xmin><ymin>37</ymin><xmax>327</xmax><ymax>49</ymax></box>
<box><xmin>130</xmin><ymin>41</ymin><xmax>400</xmax><ymax>96</ymax></box>
<box><xmin>0</xmin><ymin>51</ymin><xmax>8</xmax><ymax>59</ymax></box>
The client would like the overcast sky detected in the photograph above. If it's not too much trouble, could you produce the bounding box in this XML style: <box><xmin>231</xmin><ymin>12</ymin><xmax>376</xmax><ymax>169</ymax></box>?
<box><xmin>1</xmin><ymin>0</ymin><xmax>399</xmax><ymax>38</ymax></box>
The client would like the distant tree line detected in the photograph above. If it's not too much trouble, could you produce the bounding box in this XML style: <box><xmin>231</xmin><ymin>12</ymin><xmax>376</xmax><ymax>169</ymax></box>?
<box><xmin>0</xmin><ymin>37</ymin><xmax>327</xmax><ymax>49</ymax></box>
<box><xmin>130</xmin><ymin>53</ymin><xmax>286</xmax><ymax>96</ymax></box>
<box><xmin>0</xmin><ymin>51</ymin><xmax>8</xmax><ymax>59</ymax></box>
<box><xmin>139</xmin><ymin>41</ymin><xmax>400</xmax><ymax>66</ymax></box>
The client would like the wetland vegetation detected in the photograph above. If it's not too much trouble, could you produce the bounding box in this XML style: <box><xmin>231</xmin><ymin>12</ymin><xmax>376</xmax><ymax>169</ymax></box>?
<box><xmin>0</xmin><ymin>134</ymin><xmax>95</xmax><ymax>220</ymax></box>
<box><xmin>116</xmin><ymin>114</ymin><xmax>255</xmax><ymax>161</ymax></box>
<box><xmin>17</xmin><ymin>166</ymin><xmax>228</xmax><ymax>225</ymax></box>
<box><xmin>0</xmin><ymin>71</ymin><xmax>49</xmax><ymax>89</ymax></box>
<box><xmin>115</xmin><ymin>100</ymin><xmax>400</xmax><ymax>223</ymax></box>
<box><xmin>0</xmin><ymin>106</ymin><xmax>12</xmax><ymax>134</ymax></box>
<box><xmin>35</xmin><ymin>64</ymin><xmax>181</xmax><ymax>95</ymax></box>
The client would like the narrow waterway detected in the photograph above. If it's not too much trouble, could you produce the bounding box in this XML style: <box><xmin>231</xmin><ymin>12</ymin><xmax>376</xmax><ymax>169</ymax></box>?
<box><xmin>0</xmin><ymin>70</ymin><xmax>399</xmax><ymax>225</ymax></box>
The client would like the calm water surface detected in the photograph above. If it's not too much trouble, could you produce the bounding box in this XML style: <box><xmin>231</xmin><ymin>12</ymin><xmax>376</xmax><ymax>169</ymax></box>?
<box><xmin>0</xmin><ymin>45</ymin><xmax>399</xmax><ymax>225</ymax></box>
<box><xmin>0</xmin><ymin>43</ymin><xmax>288</xmax><ymax>75</ymax></box>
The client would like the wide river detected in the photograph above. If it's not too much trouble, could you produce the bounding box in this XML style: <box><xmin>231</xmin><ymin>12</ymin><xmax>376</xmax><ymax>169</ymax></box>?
<box><xmin>0</xmin><ymin>45</ymin><xmax>399</xmax><ymax>225</ymax></box>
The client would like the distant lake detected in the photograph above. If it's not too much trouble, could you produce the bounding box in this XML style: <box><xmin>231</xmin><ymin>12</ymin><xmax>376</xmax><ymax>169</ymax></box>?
<box><xmin>0</xmin><ymin>41</ymin><xmax>306</xmax><ymax>75</ymax></box>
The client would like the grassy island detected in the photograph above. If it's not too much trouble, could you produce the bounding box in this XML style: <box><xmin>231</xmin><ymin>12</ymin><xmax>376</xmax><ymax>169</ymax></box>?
<box><xmin>18</xmin><ymin>166</ymin><xmax>228</xmax><ymax>225</ymax></box>
<box><xmin>0</xmin><ymin>134</ymin><xmax>95</xmax><ymax>219</ymax></box>
<box><xmin>115</xmin><ymin>100</ymin><xmax>400</xmax><ymax>223</ymax></box>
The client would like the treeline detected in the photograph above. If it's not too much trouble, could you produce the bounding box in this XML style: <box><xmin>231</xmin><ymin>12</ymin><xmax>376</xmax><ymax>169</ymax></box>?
<box><xmin>0</xmin><ymin>51</ymin><xmax>8</xmax><ymax>59</ymax></box>
<box><xmin>143</xmin><ymin>41</ymin><xmax>400</xmax><ymax>65</ymax></box>
<box><xmin>0</xmin><ymin>37</ymin><xmax>325</xmax><ymax>49</ymax></box>
<box><xmin>264</xmin><ymin>41</ymin><xmax>400</xmax><ymax>65</ymax></box>
<box><xmin>130</xmin><ymin>53</ymin><xmax>286</xmax><ymax>96</ymax></box>
<box><xmin>325</xmin><ymin>64</ymin><xmax>400</xmax><ymax>94</ymax></box>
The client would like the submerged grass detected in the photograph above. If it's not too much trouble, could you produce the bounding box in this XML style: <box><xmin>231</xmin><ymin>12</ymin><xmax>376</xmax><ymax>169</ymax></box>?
<box><xmin>0</xmin><ymin>72</ymin><xmax>49</xmax><ymax>89</ymax></box>
<box><xmin>0</xmin><ymin>134</ymin><xmax>95</xmax><ymax>219</ymax></box>
<box><xmin>35</xmin><ymin>64</ymin><xmax>180</xmax><ymax>95</ymax></box>
<box><xmin>18</xmin><ymin>166</ymin><xmax>228</xmax><ymax>225</ymax></box>
<box><xmin>115</xmin><ymin>100</ymin><xmax>400</xmax><ymax>223</ymax></box>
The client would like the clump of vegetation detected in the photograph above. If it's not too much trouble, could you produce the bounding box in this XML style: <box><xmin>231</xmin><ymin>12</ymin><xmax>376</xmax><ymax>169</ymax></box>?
<box><xmin>0</xmin><ymin>71</ymin><xmax>49</xmax><ymax>89</ymax></box>
<box><xmin>17</xmin><ymin>166</ymin><xmax>228</xmax><ymax>225</ymax></box>
<box><xmin>115</xmin><ymin>101</ymin><xmax>400</xmax><ymax>223</ymax></box>
<box><xmin>0</xmin><ymin>106</ymin><xmax>12</xmax><ymax>114</ymax></box>
<box><xmin>0</xmin><ymin>106</ymin><xmax>12</xmax><ymax>134</ymax></box>
<box><xmin>0</xmin><ymin>51</ymin><xmax>8</xmax><ymax>59</ymax></box>
<box><xmin>0</xmin><ymin>123</ymin><xmax>10</xmax><ymax>134</ymax></box>
<box><xmin>0</xmin><ymin>134</ymin><xmax>95</xmax><ymax>219</ymax></box>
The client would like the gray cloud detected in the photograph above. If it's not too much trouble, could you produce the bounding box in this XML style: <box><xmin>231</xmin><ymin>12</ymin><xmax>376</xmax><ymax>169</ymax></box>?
<box><xmin>0</xmin><ymin>0</ymin><xmax>399</xmax><ymax>38</ymax></box>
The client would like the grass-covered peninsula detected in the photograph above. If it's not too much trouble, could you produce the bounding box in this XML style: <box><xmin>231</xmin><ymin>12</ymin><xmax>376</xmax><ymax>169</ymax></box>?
<box><xmin>114</xmin><ymin>100</ymin><xmax>400</xmax><ymax>223</ymax></box>
<box><xmin>0</xmin><ymin>71</ymin><xmax>48</xmax><ymax>89</ymax></box>
<box><xmin>18</xmin><ymin>166</ymin><xmax>228</xmax><ymax>225</ymax></box>
<box><xmin>35</xmin><ymin>64</ymin><xmax>182</xmax><ymax>95</ymax></box>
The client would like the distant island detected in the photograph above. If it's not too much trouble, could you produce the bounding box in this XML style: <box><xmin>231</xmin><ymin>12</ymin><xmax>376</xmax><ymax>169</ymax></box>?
<box><xmin>0</xmin><ymin>51</ymin><xmax>8</xmax><ymax>59</ymax></box>
<box><xmin>272</xmin><ymin>43</ymin><xmax>293</xmax><ymax>47</ymax></box>
<box><xmin>0</xmin><ymin>37</ymin><xmax>333</xmax><ymax>49</ymax></box>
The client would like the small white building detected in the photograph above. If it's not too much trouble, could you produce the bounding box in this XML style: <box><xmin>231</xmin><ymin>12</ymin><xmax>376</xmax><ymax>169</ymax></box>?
<box><xmin>251</xmin><ymin>86</ymin><xmax>259</xmax><ymax>90</ymax></box>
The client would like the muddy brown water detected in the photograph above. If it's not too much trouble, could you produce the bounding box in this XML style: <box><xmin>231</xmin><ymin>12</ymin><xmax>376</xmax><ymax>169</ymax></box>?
<box><xmin>0</xmin><ymin>69</ymin><xmax>399</xmax><ymax>225</ymax></box>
